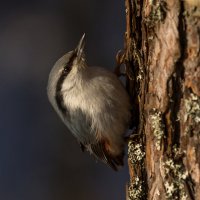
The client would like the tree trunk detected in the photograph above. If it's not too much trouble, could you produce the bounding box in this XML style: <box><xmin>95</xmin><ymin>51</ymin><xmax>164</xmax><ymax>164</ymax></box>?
<box><xmin>123</xmin><ymin>0</ymin><xmax>200</xmax><ymax>199</ymax></box>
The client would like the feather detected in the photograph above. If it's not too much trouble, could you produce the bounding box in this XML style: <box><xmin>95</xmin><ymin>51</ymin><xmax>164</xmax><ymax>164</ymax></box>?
<box><xmin>65</xmin><ymin>108</ymin><xmax>124</xmax><ymax>170</ymax></box>
<box><xmin>89</xmin><ymin>140</ymin><xmax>124</xmax><ymax>171</ymax></box>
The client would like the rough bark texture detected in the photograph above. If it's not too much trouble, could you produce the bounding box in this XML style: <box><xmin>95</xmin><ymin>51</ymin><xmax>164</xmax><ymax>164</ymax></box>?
<box><xmin>122</xmin><ymin>0</ymin><xmax>200</xmax><ymax>199</ymax></box>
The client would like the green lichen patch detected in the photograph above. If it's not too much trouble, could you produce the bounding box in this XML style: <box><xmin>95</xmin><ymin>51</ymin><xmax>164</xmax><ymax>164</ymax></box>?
<box><xmin>144</xmin><ymin>0</ymin><xmax>168</xmax><ymax>28</ymax></box>
<box><xmin>128</xmin><ymin>141</ymin><xmax>145</xmax><ymax>165</ymax></box>
<box><xmin>162</xmin><ymin>147</ymin><xmax>188</xmax><ymax>199</ymax></box>
<box><xmin>150</xmin><ymin>109</ymin><xmax>165</xmax><ymax>150</ymax></box>
<box><xmin>127</xmin><ymin>176</ymin><xmax>144</xmax><ymax>200</ymax></box>
<box><xmin>184</xmin><ymin>93</ymin><xmax>200</xmax><ymax>124</ymax></box>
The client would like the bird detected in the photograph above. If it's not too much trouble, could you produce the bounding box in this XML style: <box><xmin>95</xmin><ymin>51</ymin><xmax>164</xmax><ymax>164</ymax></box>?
<box><xmin>47</xmin><ymin>34</ymin><xmax>131</xmax><ymax>170</ymax></box>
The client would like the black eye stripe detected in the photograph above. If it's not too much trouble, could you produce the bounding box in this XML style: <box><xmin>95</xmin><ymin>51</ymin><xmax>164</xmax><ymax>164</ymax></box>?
<box><xmin>55</xmin><ymin>52</ymin><xmax>76</xmax><ymax>114</ymax></box>
<box><xmin>63</xmin><ymin>52</ymin><xmax>76</xmax><ymax>75</ymax></box>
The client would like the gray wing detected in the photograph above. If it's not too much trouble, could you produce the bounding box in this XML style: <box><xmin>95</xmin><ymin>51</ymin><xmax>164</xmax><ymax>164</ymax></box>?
<box><xmin>90</xmin><ymin>142</ymin><xmax>124</xmax><ymax>171</ymax></box>
<box><xmin>66</xmin><ymin>108</ymin><xmax>94</xmax><ymax>144</ymax></box>
<box><xmin>65</xmin><ymin>108</ymin><xmax>124</xmax><ymax>170</ymax></box>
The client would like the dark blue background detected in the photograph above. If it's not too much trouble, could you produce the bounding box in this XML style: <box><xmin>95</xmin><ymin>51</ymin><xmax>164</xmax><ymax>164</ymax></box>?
<box><xmin>0</xmin><ymin>1</ymin><xmax>129</xmax><ymax>199</ymax></box>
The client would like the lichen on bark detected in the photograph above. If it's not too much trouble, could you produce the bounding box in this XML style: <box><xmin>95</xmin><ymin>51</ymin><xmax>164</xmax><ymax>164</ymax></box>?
<box><xmin>124</xmin><ymin>0</ymin><xmax>200</xmax><ymax>199</ymax></box>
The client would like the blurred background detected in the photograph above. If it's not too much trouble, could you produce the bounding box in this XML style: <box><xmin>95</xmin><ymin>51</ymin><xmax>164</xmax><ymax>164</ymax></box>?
<box><xmin>0</xmin><ymin>1</ymin><xmax>128</xmax><ymax>199</ymax></box>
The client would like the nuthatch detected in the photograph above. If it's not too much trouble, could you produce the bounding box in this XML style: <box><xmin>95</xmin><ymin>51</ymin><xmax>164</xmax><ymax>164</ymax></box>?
<box><xmin>47</xmin><ymin>34</ymin><xmax>131</xmax><ymax>170</ymax></box>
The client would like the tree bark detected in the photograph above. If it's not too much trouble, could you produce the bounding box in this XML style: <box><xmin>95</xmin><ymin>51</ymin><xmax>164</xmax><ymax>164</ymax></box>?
<box><xmin>123</xmin><ymin>0</ymin><xmax>200</xmax><ymax>199</ymax></box>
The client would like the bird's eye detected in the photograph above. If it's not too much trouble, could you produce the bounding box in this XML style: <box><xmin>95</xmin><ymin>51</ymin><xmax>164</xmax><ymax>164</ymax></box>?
<box><xmin>63</xmin><ymin>66</ymin><xmax>71</xmax><ymax>74</ymax></box>
<box><xmin>62</xmin><ymin>53</ymin><xmax>76</xmax><ymax>75</ymax></box>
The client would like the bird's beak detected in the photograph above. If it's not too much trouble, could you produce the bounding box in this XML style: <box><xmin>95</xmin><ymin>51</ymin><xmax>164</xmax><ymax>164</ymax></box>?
<box><xmin>76</xmin><ymin>33</ymin><xmax>85</xmax><ymax>60</ymax></box>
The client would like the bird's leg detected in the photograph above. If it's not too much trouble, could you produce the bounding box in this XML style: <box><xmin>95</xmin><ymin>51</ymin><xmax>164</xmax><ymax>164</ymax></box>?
<box><xmin>114</xmin><ymin>50</ymin><xmax>126</xmax><ymax>77</ymax></box>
